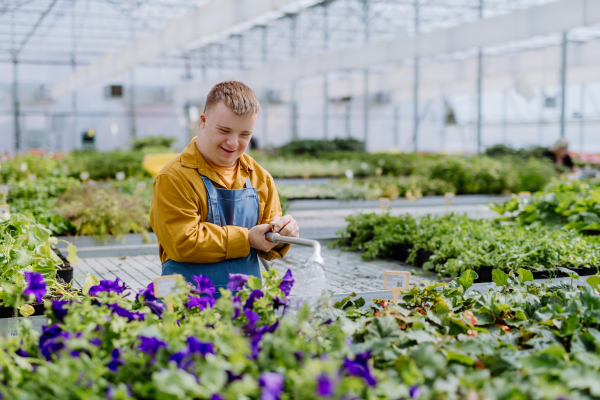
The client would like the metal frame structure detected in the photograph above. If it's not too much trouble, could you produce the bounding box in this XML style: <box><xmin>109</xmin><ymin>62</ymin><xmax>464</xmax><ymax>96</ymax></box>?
<box><xmin>1</xmin><ymin>0</ymin><xmax>600</xmax><ymax>153</ymax></box>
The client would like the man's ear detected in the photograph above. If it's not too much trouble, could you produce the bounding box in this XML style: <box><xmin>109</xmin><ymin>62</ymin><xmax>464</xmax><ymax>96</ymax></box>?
<box><xmin>199</xmin><ymin>113</ymin><xmax>207</xmax><ymax>129</ymax></box>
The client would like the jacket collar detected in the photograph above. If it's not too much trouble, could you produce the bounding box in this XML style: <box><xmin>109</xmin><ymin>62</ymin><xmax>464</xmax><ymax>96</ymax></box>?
<box><xmin>180</xmin><ymin>137</ymin><xmax>252</xmax><ymax>185</ymax></box>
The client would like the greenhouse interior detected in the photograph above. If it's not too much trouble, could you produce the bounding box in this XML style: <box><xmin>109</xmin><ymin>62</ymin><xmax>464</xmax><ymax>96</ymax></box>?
<box><xmin>1</xmin><ymin>0</ymin><xmax>600</xmax><ymax>398</ymax></box>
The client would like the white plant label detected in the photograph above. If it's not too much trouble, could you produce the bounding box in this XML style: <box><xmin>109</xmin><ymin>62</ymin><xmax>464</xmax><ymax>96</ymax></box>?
<box><xmin>0</xmin><ymin>205</ymin><xmax>9</xmax><ymax>215</ymax></box>
<box><xmin>28</xmin><ymin>174</ymin><xmax>36</xmax><ymax>181</ymax></box>
<box><xmin>0</xmin><ymin>185</ymin><xmax>7</xmax><ymax>195</ymax></box>
<box><xmin>0</xmin><ymin>315</ymin><xmax>47</xmax><ymax>337</ymax></box>
<box><xmin>116</xmin><ymin>172</ymin><xmax>125</xmax><ymax>181</ymax></box>
<box><xmin>20</xmin><ymin>163</ymin><xmax>27</xmax><ymax>172</ymax></box>
<box><xmin>383</xmin><ymin>271</ymin><xmax>410</xmax><ymax>290</ymax></box>
<box><xmin>136</xmin><ymin>182</ymin><xmax>147</xmax><ymax>191</ymax></box>
<box><xmin>153</xmin><ymin>275</ymin><xmax>178</xmax><ymax>298</ymax></box>
<box><xmin>80</xmin><ymin>171</ymin><xmax>89</xmax><ymax>181</ymax></box>
<box><xmin>444</xmin><ymin>192</ymin><xmax>455</xmax><ymax>203</ymax></box>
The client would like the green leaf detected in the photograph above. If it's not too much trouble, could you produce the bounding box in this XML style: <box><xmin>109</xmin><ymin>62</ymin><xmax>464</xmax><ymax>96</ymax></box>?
<box><xmin>9</xmin><ymin>248</ymin><xmax>34</xmax><ymax>268</ymax></box>
<box><xmin>82</xmin><ymin>274</ymin><xmax>99</xmax><ymax>295</ymax></box>
<box><xmin>586</xmin><ymin>276</ymin><xmax>600</xmax><ymax>291</ymax></box>
<box><xmin>559</xmin><ymin>314</ymin><xmax>582</xmax><ymax>337</ymax></box>
<box><xmin>446</xmin><ymin>350</ymin><xmax>475</xmax><ymax>365</ymax></box>
<box><xmin>492</xmin><ymin>269</ymin><xmax>509</xmax><ymax>287</ymax></box>
<box><xmin>66</xmin><ymin>243</ymin><xmax>80</xmax><ymax>266</ymax></box>
<box><xmin>558</xmin><ymin>266</ymin><xmax>580</xmax><ymax>280</ymax></box>
<box><xmin>516</xmin><ymin>268</ymin><xmax>534</xmax><ymax>283</ymax></box>
<box><xmin>457</xmin><ymin>270</ymin><xmax>478</xmax><ymax>290</ymax></box>
<box><xmin>247</xmin><ymin>276</ymin><xmax>262</xmax><ymax>290</ymax></box>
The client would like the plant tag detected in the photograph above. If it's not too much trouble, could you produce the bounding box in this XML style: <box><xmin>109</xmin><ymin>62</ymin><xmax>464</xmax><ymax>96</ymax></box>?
<box><xmin>518</xmin><ymin>191</ymin><xmax>531</xmax><ymax>200</ymax></box>
<box><xmin>80</xmin><ymin>171</ymin><xmax>89</xmax><ymax>181</ymax></box>
<box><xmin>20</xmin><ymin>163</ymin><xmax>27</xmax><ymax>172</ymax></box>
<box><xmin>0</xmin><ymin>315</ymin><xmax>47</xmax><ymax>337</ymax></box>
<box><xmin>0</xmin><ymin>204</ymin><xmax>9</xmax><ymax>215</ymax></box>
<box><xmin>27</xmin><ymin>174</ymin><xmax>36</xmax><ymax>181</ymax></box>
<box><xmin>153</xmin><ymin>275</ymin><xmax>178</xmax><ymax>298</ymax></box>
<box><xmin>378</xmin><ymin>197</ymin><xmax>390</xmax><ymax>214</ymax></box>
<box><xmin>384</xmin><ymin>271</ymin><xmax>410</xmax><ymax>304</ymax></box>
<box><xmin>116</xmin><ymin>171</ymin><xmax>125</xmax><ymax>180</ymax></box>
<box><xmin>136</xmin><ymin>182</ymin><xmax>147</xmax><ymax>191</ymax></box>
<box><xmin>375</xmin><ymin>167</ymin><xmax>383</xmax><ymax>176</ymax></box>
<box><xmin>0</xmin><ymin>185</ymin><xmax>8</xmax><ymax>195</ymax></box>
<box><xmin>345</xmin><ymin>169</ymin><xmax>353</xmax><ymax>180</ymax></box>
<box><xmin>383</xmin><ymin>271</ymin><xmax>410</xmax><ymax>290</ymax></box>
<box><xmin>444</xmin><ymin>192</ymin><xmax>455</xmax><ymax>203</ymax></box>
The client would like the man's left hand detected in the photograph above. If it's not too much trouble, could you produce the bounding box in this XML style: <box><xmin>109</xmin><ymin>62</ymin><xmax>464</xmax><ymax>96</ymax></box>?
<box><xmin>269</xmin><ymin>215</ymin><xmax>299</xmax><ymax>246</ymax></box>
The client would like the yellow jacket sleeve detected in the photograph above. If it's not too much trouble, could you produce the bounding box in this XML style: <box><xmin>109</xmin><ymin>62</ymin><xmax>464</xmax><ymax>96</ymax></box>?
<box><xmin>257</xmin><ymin>174</ymin><xmax>291</xmax><ymax>261</ymax></box>
<box><xmin>151</xmin><ymin>174</ymin><xmax>250</xmax><ymax>263</ymax></box>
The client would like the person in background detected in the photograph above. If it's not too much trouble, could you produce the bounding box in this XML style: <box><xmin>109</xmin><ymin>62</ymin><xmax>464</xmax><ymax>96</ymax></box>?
<box><xmin>543</xmin><ymin>138</ymin><xmax>575</xmax><ymax>172</ymax></box>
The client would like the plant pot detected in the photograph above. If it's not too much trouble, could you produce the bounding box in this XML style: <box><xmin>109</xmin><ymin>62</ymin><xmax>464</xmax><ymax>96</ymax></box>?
<box><xmin>53</xmin><ymin>247</ymin><xmax>73</xmax><ymax>282</ymax></box>
<box><xmin>416</xmin><ymin>249</ymin><xmax>434</xmax><ymax>267</ymax></box>
<box><xmin>0</xmin><ymin>303</ymin><xmax>45</xmax><ymax>319</ymax></box>
<box><xmin>391</xmin><ymin>243</ymin><xmax>413</xmax><ymax>263</ymax></box>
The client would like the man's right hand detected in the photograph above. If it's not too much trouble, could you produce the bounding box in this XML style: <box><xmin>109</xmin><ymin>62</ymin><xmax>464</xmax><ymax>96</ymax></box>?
<box><xmin>248</xmin><ymin>224</ymin><xmax>278</xmax><ymax>252</ymax></box>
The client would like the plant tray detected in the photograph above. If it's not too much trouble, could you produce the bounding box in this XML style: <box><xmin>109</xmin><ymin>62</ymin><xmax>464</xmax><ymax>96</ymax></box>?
<box><xmin>474</xmin><ymin>265</ymin><xmax>599</xmax><ymax>284</ymax></box>
<box><xmin>0</xmin><ymin>303</ymin><xmax>45</xmax><ymax>319</ymax></box>
<box><xmin>53</xmin><ymin>247</ymin><xmax>73</xmax><ymax>283</ymax></box>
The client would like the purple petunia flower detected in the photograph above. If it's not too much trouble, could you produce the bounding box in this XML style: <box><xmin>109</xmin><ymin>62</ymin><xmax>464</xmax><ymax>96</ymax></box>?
<box><xmin>316</xmin><ymin>374</ymin><xmax>334</xmax><ymax>397</ymax></box>
<box><xmin>89</xmin><ymin>337</ymin><xmax>101</xmax><ymax>346</ymax></box>
<box><xmin>138</xmin><ymin>336</ymin><xmax>167</xmax><ymax>357</ymax></box>
<box><xmin>210</xmin><ymin>395</ymin><xmax>225</xmax><ymax>400</ymax></box>
<box><xmin>24</xmin><ymin>272</ymin><xmax>46</xmax><ymax>303</ymax></box>
<box><xmin>52</xmin><ymin>300</ymin><xmax>69</xmax><ymax>322</ymax></box>
<box><xmin>279</xmin><ymin>270</ymin><xmax>295</xmax><ymax>296</ymax></box>
<box><xmin>192</xmin><ymin>275</ymin><xmax>216</xmax><ymax>298</ymax></box>
<box><xmin>15</xmin><ymin>348</ymin><xmax>28</xmax><ymax>358</ymax></box>
<box><xmin>39</xmin><ymin>324</ymin><xmax>69</xmax><ymax>361</ymax></box>
<box><xmin>108</xmin><ymin>349</ymin><xmax>125</xmax><ymax>372</ymax></box>
<box><xmin>232</xmin><ymin>295</ymin><xmax>242</xmax><ymax>320</ymax></box>
<box><xmin>244</xmin><ymin>309</ymin><xmax>260</xmax><ymax>325</ymax></box>
<box><xmin>409</xmin><ymin>384</ymin><xmax>420</xmax><ymax>398</ymax></box>
<box><xmin>227</xmin><ymin>273</ymin><xmax>250</xmax><ymax>292</ymax></box>
<box><xmin>168</xmin><ymin>350</ymin><xmax>190</xmax><ymax>367</ymax></box>
<box><xmin>89</xmin><ymin>278</ymin><xmax>124</xmax><ymax>296</ymax></box>
<box><xmin>187</xmin><ymin>336</ymin><xmax>214</xmax><ymax>356</ymax></box>
<box><xmin>105</xmin><ymin>303</ymin><xmax>145</xmax><ymax>322</ymax></box>
<box><xmin>259</xmin><ymin>372</ymin><xmax>284</xmax><ymax>400</ymax></box>
<box><xmin>137</xmin><ymin>282</ymin><xmax>157</xmax><ymax>301</ymax></box>
<box><xmin>342</xmin><ymin>351</ymin><xmax>376</xmax><ymax>386</ymax></box>
<box><xmin>244</xmin><ymin>290</ymin><xmax>264</xmax><ymax>310</ymax></box>
<box><xmin>144</xmin><ymin>300</ymin><xmax>165</xmax><ymax>317</ymax></box>
<box><xmin>187</xmin><ymin>295</ymin><xmax>215</xmax><ymax>310</ymax></box>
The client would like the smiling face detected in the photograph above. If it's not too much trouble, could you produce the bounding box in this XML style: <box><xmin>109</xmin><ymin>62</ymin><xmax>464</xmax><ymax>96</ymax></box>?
<box><xmin>195</xmin><ymin>101</ymin><xmax>257</xmax><ymax>167</ymax></box>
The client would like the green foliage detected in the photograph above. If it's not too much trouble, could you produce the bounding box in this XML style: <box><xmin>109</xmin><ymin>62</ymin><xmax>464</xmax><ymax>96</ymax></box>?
<box><xmin>276</xmin><ymin>138</ymin><xmax>365</xmax><ymax>156</ymax></box>
<box><xmin>63</xmin><ymin>150</ymin><xmax>151</xmax><ymax>181</ymax></box>
<box><xmin>5</xmin><ymin>176</ymin><xmax>81</xmax><ymax>202</ymax></box>
<box><xmin>0</xmin><ymin>213</ymin><xmax>79</xmax><ymax>307</ymax></box>
<box><xmin>485</xmin><ymin>144</ymin><xmax>547</xmax><ymax>159</ymax></box>
<box><xmin>54</xmin><ymin>187</ymin><xmax>150</xmax><ymax>243</ymax></box>
<box><xmin>331</xmin><ymin>212</ymin><xmax>600</xmax><ymax>276</ymax></box>
<box><xmin>131</xmin><ymin>135</ymin><xmax>177</xmax><ymax>151</ymax></box>
<box><xmin>0</xmin><ymin>154</ymin><xmax>63</xmax><ymax>182</ymax></box>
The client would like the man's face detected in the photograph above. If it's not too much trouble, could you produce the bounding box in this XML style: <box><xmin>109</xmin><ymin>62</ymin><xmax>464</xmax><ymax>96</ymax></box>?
<box><xmin>196</xmin><ymin>101</ymin><xmax>257</xmax><ymax>167</ymax></box>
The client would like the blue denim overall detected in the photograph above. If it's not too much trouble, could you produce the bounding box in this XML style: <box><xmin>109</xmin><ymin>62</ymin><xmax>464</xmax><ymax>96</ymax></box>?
<box><xmin>161</xmin><ymin>175</ymin><xmax>261</xmax><ymax>298</ymax></box>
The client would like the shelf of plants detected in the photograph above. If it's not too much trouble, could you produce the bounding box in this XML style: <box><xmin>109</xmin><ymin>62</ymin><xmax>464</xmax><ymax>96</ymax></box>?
<box><xmin>1</xmin><ymin>250</ymin><xmax>600</xmax><ymax>399</ymax></box>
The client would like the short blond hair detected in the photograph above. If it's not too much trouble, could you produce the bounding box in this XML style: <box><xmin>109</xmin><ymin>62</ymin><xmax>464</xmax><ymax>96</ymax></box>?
<box><xmin>204</xmin><ymin>81</ymin><xmax>260</xmax><ymax>116</ymax></box>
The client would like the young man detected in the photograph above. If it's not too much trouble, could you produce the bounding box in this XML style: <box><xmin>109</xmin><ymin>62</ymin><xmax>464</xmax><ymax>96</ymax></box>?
<box><xmin>150</xmin><ymin>81</ymin><xmax>298</xmax><ymax>295</ymax></box>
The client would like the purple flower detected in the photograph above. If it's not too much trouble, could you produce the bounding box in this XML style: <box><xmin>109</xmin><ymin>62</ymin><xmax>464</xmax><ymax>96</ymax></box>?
<box><xmin>210</xmin><ymin>395</ymin><xmax>225</xmax><ymax>400</ymax></box>
<box><xmin>409</xmin><ymin>384</ymin><xmax>420</xmax><ymax>398</ymax></box>
<box><xmin>192</xmin><ymin>275</ymin><xmax>216</xmax><ymax>298</ymax></box>
<box><xmin>232</xmin><ymin>295</ymin><xmax>242</xmax><ymax>320</ymax></box>
<box><xmin>169</xmin><ymin>350</ymin><xmax>190</xmax><ymax>367</ymax></box>
<box><xmin>105</xmin><ymin>303</ymin><xmax>145</xmax><ymax>322</ymax></box>
<box><xmin>279</xmin><ymin>270</ymin><xmax>295</xmax><ymax>296</ymax></box>
<box><xmin>89</xmin><ymin>278</ymin><xmax>124</xmax><ymax>296</ymax></box>
<box><xmin>24</xmin><ymin>272</ymin><xmax>46</xmax><ymax>303</ymax></box>
<box><xmin>316</xmin><ymin>374</ymin><xmax>334</xmax><ymax>397</ymax></box>
<box><xmin>89</xmin><ymin>337</ymin><xmax>101</xmax><ymax>346</ymax></box>
<box><xmin>52</xmin><ymin>300</ymin><xmax>69</xmax><ymax>322</ymax></box>
<box><xmin>137</xmin><ymin>282</ymin><xmax>157</xmax><ymax>301</ymax></box>
<box><xmin>244</xmin><ymin>290</ymin><xmax>264</xmax><ymax>310</ymax></box>
<box><xmin>15</xmin><ymin>348</ymin><xmax>28</xmax><ymax>358</ymax></box>
<box><xmin>138</xmin><ymin>336</ymin><xmax>167</xmax><ymax>357</ymax></box>
<box><xmin>227</xmin><ymin>273</ymin><xmax>249</xmax><ymax>292</ymax></box>
<box><xmin>244</xmin><ymin>309</ymin><xmax>260</xmax><ymax>325</ymax></box>
<box><xmin>187</xmin><ymin>295</ymin><xmax>215</xmax><ymax>310</ymax></box>
<box><xmin>259</xmin><ymin>372</ymin><xmax>284</xmax><ymax>400</ymax></box>
<box><xmin>39</xmin><ymin>324</ymin><xmax>69</xmax><ymax>361</ymax></box>
<box><xmin>187</xmin><ymin>336</ymin><xmax>214</xmax><ymax>355</ymax></box>
<box><xmin>249</xmin><ymin>332</ymin><xmax>264</xmax><ymax>359</ymax></box>
<box><xmin>144</xmin><ymin>300</ymin><xmax>165</xmax><ymax>317</ymax></box>
<box><xmin>342</xmin><ymin>351</ymin><xmax>376</xmax><ymax>386</ymax></box>
<box><xmin>108</xmin><ymin>349</ymin><xmax>124</xmax><ymax>372</ymax></box>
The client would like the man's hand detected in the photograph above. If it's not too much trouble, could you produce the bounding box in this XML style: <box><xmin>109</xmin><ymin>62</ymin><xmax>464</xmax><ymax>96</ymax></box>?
<box><xmin>248</xmin><ymin>224</ymin><xmax>279</xmax><ymax>252</ymax></box>
<box><xmin>270</xmin><ymin>215</ymin><xmax>299</xmax><ymax>239</ymax></box>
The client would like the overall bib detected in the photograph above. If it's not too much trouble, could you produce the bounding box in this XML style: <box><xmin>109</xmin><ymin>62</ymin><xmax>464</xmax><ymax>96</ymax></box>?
<box><xmin>161</xmin><ymin>175</ymin><xmax>261</xmax><ymax>298</ymax></box>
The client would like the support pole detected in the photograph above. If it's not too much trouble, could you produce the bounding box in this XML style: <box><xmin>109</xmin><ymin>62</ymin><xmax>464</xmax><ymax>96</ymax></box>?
<box><xmin>261</xmin><ymin>26</ymin><xmax>268</xmax><ymax>147</ymax></box>
<box><xmin>559</xmin><ymin>32</ymin><xmax>568</xmax><ymax>137</ymax></box>
<box><xmin>579</xmin><ymin>84</ymin><xmax>585</xmax><ymax>152</ymax></box>
<box><xmin>345</xmin><ymin>100</ymin><xmax>351</xmax><ymax>138</ymax></box>
<box><xmin>323</xmin><ymin>1</ymin><xmax>329</xmax><ymax>139</ymax></box>
<box><xmin>394</xmin><ymin>104</ymin><xmax>400</xmax><ymax>148</ymax></box>
<box><xmin>412</xmin><ymin>0</ymin><xmax>420</xmax><ymax>152</ymax></box>
<box><xmin>476</xmin><ymin>0</ymin><xmax>484</xmax><ymax>153</ymax></box>
<box><xmin>129</xmin><ymin>22</ymin><xmax>136</xmax><ymax>140</ymax></box>
<box><xmin>363</xmin><ymin>0</ymin><xmax>369</xmax><ymax>147</ymax></box>
<box><xmin>501</xmin><ymin>90</ymin><xmax>507</xmax><ymax>144</ymax></box>
<box><xmin>290</xmin><ymin>15</ymin><xmax>297</xmax><ymax>140</ymax></box>
<box><xmin>12</xmin><ymin>58</ymin><xmax>20</xmax><ymax>152</ymax></box>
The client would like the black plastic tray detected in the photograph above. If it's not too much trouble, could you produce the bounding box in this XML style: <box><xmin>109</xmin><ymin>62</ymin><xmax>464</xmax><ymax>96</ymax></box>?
<box><xmin>0</xmin><ymin>303</ymin><xmax>45</xmax><ymax>319</ymax></box>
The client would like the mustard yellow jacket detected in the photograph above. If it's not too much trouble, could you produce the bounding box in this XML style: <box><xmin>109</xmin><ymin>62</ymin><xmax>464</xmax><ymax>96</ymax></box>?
<box><xmin>150</xmin><ymin>137</ymin><xmax>290</xmax><ymax>264</ymax></box>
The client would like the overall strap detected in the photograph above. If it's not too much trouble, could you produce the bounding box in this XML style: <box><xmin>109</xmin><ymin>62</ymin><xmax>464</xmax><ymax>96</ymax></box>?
<box><xmin>199</xmin><ymin>175</ymin><xmax>221</xmax><ymax>226</ymax></box>
<box><xmin>245</xmin><ymin>177</ymin><xmax>252</xmax><ymax>189</ymax></box>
